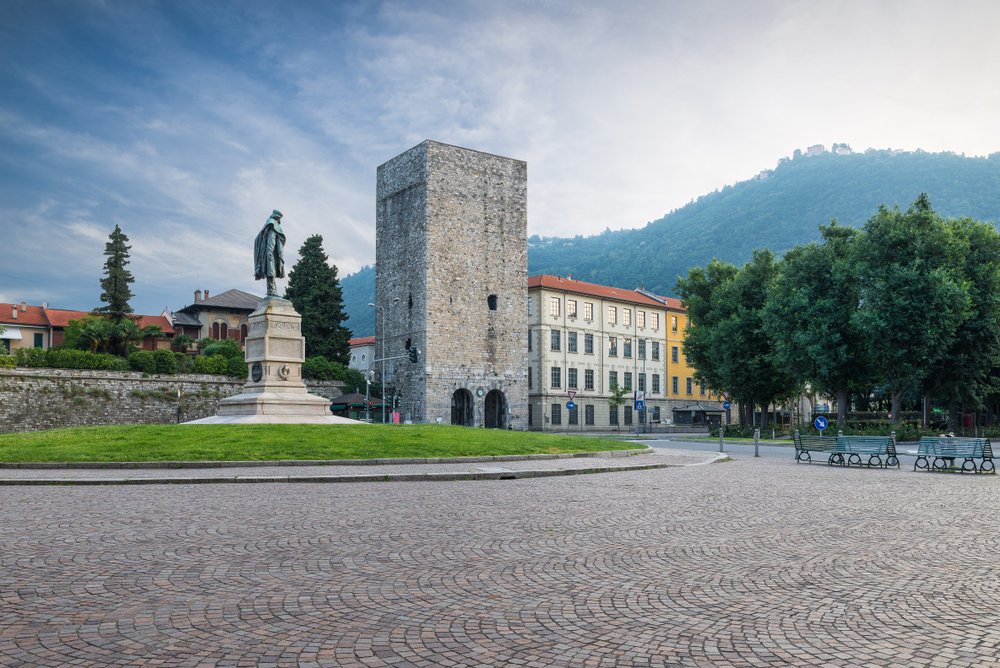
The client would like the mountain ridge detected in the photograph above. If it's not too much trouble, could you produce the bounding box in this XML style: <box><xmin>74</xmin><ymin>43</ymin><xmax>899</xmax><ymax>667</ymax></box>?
<box><xmin>342</xmin><ymin>148</ymin><xmax>1000</xmax><ymax>336</ymax></box>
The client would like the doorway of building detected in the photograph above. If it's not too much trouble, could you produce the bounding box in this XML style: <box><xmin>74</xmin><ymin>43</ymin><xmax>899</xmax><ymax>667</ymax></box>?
<box><xmin>484</xmin><ymin>390</ymin><xmax>507</xmax><ymax>429</ymax></box>
<box><xmin>451</xmin><ymin>389</ymin><xmax>474</xmax><ymax>426</ymax></box>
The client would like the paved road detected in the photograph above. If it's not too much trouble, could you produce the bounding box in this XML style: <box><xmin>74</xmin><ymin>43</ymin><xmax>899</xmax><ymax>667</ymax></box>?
<box><xmin>2</xmin><ymin>453</ymin><xmax>998</xmax><ymax>666</ymax></box>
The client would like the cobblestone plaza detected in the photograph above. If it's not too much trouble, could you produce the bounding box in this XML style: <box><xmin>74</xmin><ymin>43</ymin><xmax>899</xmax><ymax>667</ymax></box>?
<box><xmin>2</xmin><ymin>455</ymin><xmax>998</xmax><ymax>666</ymax></box>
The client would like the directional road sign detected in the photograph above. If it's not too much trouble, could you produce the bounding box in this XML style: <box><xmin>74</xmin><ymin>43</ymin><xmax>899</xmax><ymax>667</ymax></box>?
<box><xmin>566</xmin><ymin>400</ymin><xmax>576</xmax><ymax>411</ymax></box>
<box><xmin>814</xmin><ymin>415</ymin><xmax>828</xmax><ymax>431</ymax></box>
<box><xmin>722</xmin><ymin>401</ymin><xmax>732</xmax><ymax>410</ymax></box>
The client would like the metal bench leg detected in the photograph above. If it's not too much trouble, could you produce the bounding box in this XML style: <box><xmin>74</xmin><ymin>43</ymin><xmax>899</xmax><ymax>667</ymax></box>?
<box><xmin>914</xmin><ymin>455</ymin><xmax>928</xmax><ymax>472</ymax></box>
<box><xmin>868</xmin><ymin>454</ymin><xmax>883</xmax><ymax>468</ymax></box>
<box><xmin>962</xmin><ymin>458</ymin><xmax>977</xmax><ymax>473</ymax></box>
<box><xmin>981</xmin><ymin>458</ymin><xmax>995</xmax><ymax>474</ymax></box>
<box><xmin>829</xmin><ymin>453</ymin><xmax>844</xmax><ymax>466</ymax></box>
<box><xmin>847</xmin><ymin>453</ymin><xmax>862</xmax><ymax>467</ymax></box>
<box><xmin>796</xmin><ymin>450</ymin><xmax>811</xmax><ymax>463</ymax></box>
<box><xmin>887</xmin><ymin>455</ymin><xmax>899</xmax><ymax>469</ymax></box>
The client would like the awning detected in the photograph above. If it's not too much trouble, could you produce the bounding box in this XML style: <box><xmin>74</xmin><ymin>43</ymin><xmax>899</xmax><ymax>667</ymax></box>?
<box><xmin>0</xmin><ymin>326</ymin><xmax>21</xmax><ymax>340</ymax></box>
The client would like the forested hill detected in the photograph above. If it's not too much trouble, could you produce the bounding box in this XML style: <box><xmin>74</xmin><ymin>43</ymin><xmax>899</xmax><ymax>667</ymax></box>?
<box><xmin>342</xmin><ymin>149</ymin><xmax>1000</xmax><ymax>336</ymax></box>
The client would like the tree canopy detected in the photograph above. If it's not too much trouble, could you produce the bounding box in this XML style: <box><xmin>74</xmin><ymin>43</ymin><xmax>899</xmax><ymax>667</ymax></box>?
<box><xmin>284</xmin><ymin>235</ymin><xmax>351</xmax><ymax>364</ymax></box>
<box><xmin>96</xmin><ymin>224</ymin><xmax>135</xmax><ymax>320</ymax></box>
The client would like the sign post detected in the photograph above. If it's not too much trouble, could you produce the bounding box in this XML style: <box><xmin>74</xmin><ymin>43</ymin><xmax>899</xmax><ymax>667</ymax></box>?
<box><xmin>814</xmin><ymin>415</ymin><xmax>828</xmax><ymax>436</ymax></box>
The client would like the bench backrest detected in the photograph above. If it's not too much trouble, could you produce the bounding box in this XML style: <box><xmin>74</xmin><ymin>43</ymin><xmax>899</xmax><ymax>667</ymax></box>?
<box><xmin>836</xmin><ymin>435</ymin><xmax>894</xmax><ymax>455</ymax></box>
<box><xmin>793</xmin><ymin>432</ymin><xmax>839</xmax><ymax>452</ymax></box>
<box><xmin>918</xmin><ymin>437</ymin><xmax>989</xmax><ymax>458</ymax></box>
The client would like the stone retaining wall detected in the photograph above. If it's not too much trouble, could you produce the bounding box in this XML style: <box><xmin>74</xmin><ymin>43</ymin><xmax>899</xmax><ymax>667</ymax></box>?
<box><xmin>0</xmin><ymin>368</ymin><xmax>344</xmax><ymax>433</ymax></box>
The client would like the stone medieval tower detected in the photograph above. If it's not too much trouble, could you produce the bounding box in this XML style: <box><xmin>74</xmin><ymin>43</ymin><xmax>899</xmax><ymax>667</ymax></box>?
<box><xmin>375</xmin><ymin>140</ymin><xmax>528</xmax><ymax>428</ymax></box>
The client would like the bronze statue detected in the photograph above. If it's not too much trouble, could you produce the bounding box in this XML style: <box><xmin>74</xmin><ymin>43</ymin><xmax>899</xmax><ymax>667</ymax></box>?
<box><xmin>254</xmin><ymin>210</ymin><xmax>285</xmax><ymax>296</ymax></box>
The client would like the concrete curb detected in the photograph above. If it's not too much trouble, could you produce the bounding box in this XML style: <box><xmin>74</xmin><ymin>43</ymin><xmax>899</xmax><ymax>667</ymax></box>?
<box><xmin>0</xmin><ymin>448</ymin><xmax>652</xmax><ymax>470</ymax></box>
<box><xmin>0</xmin><ymin>461</ymin><xmax>681</xmax><ymax>486</ymax></box>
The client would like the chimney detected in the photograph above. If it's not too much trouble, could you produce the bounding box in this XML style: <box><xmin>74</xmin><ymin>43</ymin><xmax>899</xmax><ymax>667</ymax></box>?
<box><xmin>20</xmin><ymin>301</ymin><xmax>27</xmax><ymax>312</ymax></box>
<box><xmin>11</xmin><ymin>307</ymin><xmax>16</xmax><ymax>320</ymax></box>
<box><xmin>204</xmin><ymin>289</ymin><xmax>210</xmax><ymax>300</ymax></box>
<box><xmin>195</xmin><ymin>289</ymin><xmax>202</xmax><ymax>302</ymax></box>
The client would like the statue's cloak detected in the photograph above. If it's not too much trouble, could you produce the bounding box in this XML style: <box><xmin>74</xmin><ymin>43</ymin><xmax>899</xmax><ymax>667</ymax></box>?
<box><xmin>254</xmin><ymin>218</ymin><xmax>285</xmax><ymax>280</ymax></box>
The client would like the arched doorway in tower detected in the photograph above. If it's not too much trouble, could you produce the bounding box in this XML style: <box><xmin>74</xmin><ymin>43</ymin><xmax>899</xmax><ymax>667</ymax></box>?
<box><xmin>451</xmin><ymin>389</ymin><xmax>474</xmax><ymax>426</ymax></box>
<box><xmin>484</xmin><ymin>390</ymin><xmax>507</xmax><ymax>429</ymax></box>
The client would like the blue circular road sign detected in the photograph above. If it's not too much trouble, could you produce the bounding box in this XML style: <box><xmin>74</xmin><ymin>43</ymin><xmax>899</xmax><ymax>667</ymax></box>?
<box><xmin>566</xmin><ymin>400</ymin><xmax>576</xmax><ymax>411</ymax></box>
<box><xmin>722</xmin><ymin>401</ymin><xmax>732</xmax><ymax>410</ymax></box>
<box><xmin>814</xmin><ymin>416</ymin><xmax>828</xmax><ymax>430</ymax></box>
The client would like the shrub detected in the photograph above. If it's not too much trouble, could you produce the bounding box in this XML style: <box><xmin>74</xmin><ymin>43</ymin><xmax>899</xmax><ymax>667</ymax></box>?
<box><xmin>201</xmin><ymin>339</ymin><xmax>244</xmax><ymax>361</ymax></box>
<box><xmin>174</xmin><ymin>353</ymin><xmax>194</xmax><ymax>374</ymax></box>
<box><xmin>129</xmin><ymin>350</ymin><xmax>157</xmax><ymax>374</ymax></box>
<box><xmin>14</xmin><ymin>348</ymin><xmax>48</xmax><ymax>368</ymax></box>
<box><xmin>0</xmin><ymin>355</ymin><xmax>15</xmax><ymax>368</ymax></box>
<box><xmin>193</xmin><ymin>354</ymin><xmax>229</xmax><ymax>375</ymax></box>
<box><xmin>153</xmin><ymin>349</ymin><xmax>177</xmax><ymax>375</ymax></box>
<box><xmin>302</xmin><ymin>356</ymin><xmax>346</xmax><ymax>381</ymax></box>
<box><xmin>15</xmin><ymin>347</ymin><xmax>130</xmax><ymax>371</ymax></box>
<box><xmin>226</xmin><ymin>357</ymin><xmax>246</xmax><ymax>378</ymax></box>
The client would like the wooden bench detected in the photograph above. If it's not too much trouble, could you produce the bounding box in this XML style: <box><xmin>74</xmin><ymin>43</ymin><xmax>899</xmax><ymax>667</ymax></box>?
<box><xmin>833</xmin><ymin>435</ymin><xmax>899</xmax><ymax>468</ymax></box>
<box><xmin>915</xmin><ymin>437</ymin><xmax>995</xmax><ymax>474</ymax></box>
<box><xmin>792</xmin><ymin>431</ymin><xmax>839</xmax><ymax>464</ymax></box>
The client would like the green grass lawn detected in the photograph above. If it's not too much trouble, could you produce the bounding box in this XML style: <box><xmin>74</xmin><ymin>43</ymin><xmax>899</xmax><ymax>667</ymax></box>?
<box><xmin>0</xmin><ymin>424</ymin><xmax>639</xmax><ymax>463</ymax></box>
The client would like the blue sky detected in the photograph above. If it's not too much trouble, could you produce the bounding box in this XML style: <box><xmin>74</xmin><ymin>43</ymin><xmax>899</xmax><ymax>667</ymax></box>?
<box><xmin>3</xmin><ymin>0</ymin><xmax>1000</xmax><ymax>316</ymax></box>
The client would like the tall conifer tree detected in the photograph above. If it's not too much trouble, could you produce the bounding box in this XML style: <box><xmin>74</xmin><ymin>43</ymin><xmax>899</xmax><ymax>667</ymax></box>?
<box><xmin>284</xmin><ymin>235</ymin><xmax>351</xmax><ymax>363</ymax></box>
<box><xmin>97</xmin><ymin>224</ymin><xmax>135</xmax><ymax>320</ymax></box>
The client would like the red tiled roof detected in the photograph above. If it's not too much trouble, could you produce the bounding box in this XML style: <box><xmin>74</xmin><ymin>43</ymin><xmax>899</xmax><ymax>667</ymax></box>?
<box><xmin>350</xmin><ymin>336</ymin><xmax>376</xmax><ymax>347</ymax></box>
<box><xmin>528</xmin><ymin>275</ymin><xmax>668</xmax><ymax>308</ymax></box>
<box><xmin>43</xmin><ymin>308</ymin><xmax>92</xmax><ymax>328</ymax></box>
<box><xmin>32</xmin><ymin>308</ymin><xmax>174</xmax><ymax>335</ymax></box>
<box><xmin>0</xmin><ymin>303</ymin><xmax>49</xmax><ymax>327</ymax></box>
<box><xmin>657</xmin><ymin>295</ymin><xmax>684</xmax><ymax>310</ymax></box>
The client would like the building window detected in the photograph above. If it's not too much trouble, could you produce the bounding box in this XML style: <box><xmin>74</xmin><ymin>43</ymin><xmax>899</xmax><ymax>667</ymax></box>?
<box><xmin>240</xmin><ymin>324</ymin><xmax>248</xmax><ymax>343</ymax></box>
<box><xmin>623</xmin><ymin>308</ymin><xmax>632</xmax><ymax>327</ymax></box>
<box><xmin>585</xmin><ymin>405</ymin><xmax>595</xmax><ymax>425</ymax></box>
<box><xmin>624</xmin><ymin>372</ymin><xmax>633</xmax><ymax>390</ymax></box>
<box><xmin>609</xmin><ymin>406</ymin><xmax>618</xmax><ymax>426</ymax></box>
<box><xmin>608</xmin><ymin>336</ymin><xmax>617</xmax><ymax>356</ymax></box>
<box><xmin>652</xmin><ymin>374</ymin><xmax>660</xmax><ymax>394</ymax></box>
<box><xmin>568</xmin><ymin>406</ymin><xmax>578</xmax><ymax>425</ymax></box>
<box><xmin>609</xmin><ymin>370</ymin><xmax>618</xmax><ymax>389</ymax></box>
<box><xmin>583</xmin><ymin>302</ymin><xmax>594</xmax><ymax>320</ymax></box>
<box><xmin>624</xmin><ymin>406</ymin><xmax>633</xmax><ymax>426</ymax></box>
<box><xmin>671</xmin><ymin>346</ymin><xmax>679</xmax><ymax>363</ymax></box>
<box><xmin>528</xmin><ymin>329</ymin><xmax>532</xmax><ymax>352</ymax></box>
<box><xmin>608</xmin><ymin>306</ymin><xmax>617</xmax><ymax>325</ymax></box>
<box><xmin>584</xmin><ymin>369</ymin><xmax>594</xmax><ymax>391</ymax></box>
<box><xmin>652</xmin><ymin>341</ymin><xmax>660</xmax><ymax>361</ymax></box>
<box><xmin>686</xmin><ymin>377</ymin><xmax>693</xmax><ymax>395</ymax></box>
<box><xmin>651</xmin><ymin>313</ymin><xmax>659</xmax><ymax>329</ymax></box>
<box><xmin>551</xmin><ymin>330</ymin><xmax>560</xmax><ymax>351</ymax></box>
<box><xmin>550</xmin><ymin>297</ymin><xmax>560</xmax><ymax>317</ymax></box>
<box><xmin>528</xmin><ymin>403</ymin><xmax>533</xmax><ymax>426</ymax></box>
<box><xmin>638</xmin><ymin>339</ymin><xmax>646</xmax><ymax>359</ymax></box>
<box><xmin>700</xmin><ymin>385</ymin><xmax>706</xmax><ymax>396</ymax></box>
<box><xmin>551</xmin><ymin>367</ymin><xmax>561</xmax><ymax>388</ymax></box>
<box><xmin>528</xmin><ymin>367</ymin><xmax>532</xmax><ymax>389</ymax></box>
<box><xmin>551</xmin><ymin>403</ymin><xmax>562</xmax><ymax>425</ymax></box>
<box><xmin>567</xmin><ymin>299</ymin><xmax>577</xmax><ymax>318</ymax></box>
<box><xmin>488</xmin><ymin>294</ymin><xmax>498</xmax><ymax>311</ymax></box>
<box><xmin>33</xmin><ymin>333</ymin><xmax>44</xmax><ymax>348</ymax></box>
<box><xmin>568</xmin><ymin>367</ymin><xmax>578</xmax><ymax>389</ymax></box>
<box><xmin>568</xmin><ymin>331</ymin><xmax>578</xmax><ymax>353</ymax></box>
<box><xmin>638</xmin><ymin>374</ymin><xmax>646</xmax><ymax>392</ymax></box>
<box><xmin>672</xmin><ymin>376</ymin><xmax>679</xmax><ymax>394</ymax></box>
<box><xmin>211</xmin><ymin>321</ymin><xmax>228</xmax><ymax>340</ymax></box>
<box><xmin>623</xmin><ymin>338</ymin><xmax>632</xmax><ymax>358</ymax></box>
<box><xmin>637</xmin><ymin>311</ymin><xmax>646</xmax><ymax>328</ymax></box>
<box><xmin>671</xmin><ymin>315</ymin><xmax>678</xmax><ymax>332</ymax></box>
<box><xmin>584</xmin><ymin>333</ymin><xmax>594</xmax><ymax>354</ymax></box>
<box><xmin>527</xmin><ymin>296</ymin><xmax>533</xmax><ymax>316</ymax></box>
<box><xmin>652</xmin><ymin>406</ymin><xmax>661</xmax><ymax>422</ymax></box>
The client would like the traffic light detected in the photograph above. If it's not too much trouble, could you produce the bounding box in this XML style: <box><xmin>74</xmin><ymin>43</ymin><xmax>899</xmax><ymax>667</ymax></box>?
<box><xmin>408</xmin><ymin>346</ymin><xmax>419</xmax><ymax>363</ymax></box>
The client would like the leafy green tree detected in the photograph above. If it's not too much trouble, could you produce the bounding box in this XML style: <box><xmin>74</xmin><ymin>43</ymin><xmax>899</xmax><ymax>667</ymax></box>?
<box><xmin>677</xmin><ymin>251</ymin><xmax>796</xmax><ymax>427</ymax></box>
<box><xmin>284</xmin><ymin>235</ymin><xmax>351</xmax><ymax>363</ymax></box>
<box><xmin>96</xmin><ymin>224</ymin><xmax>135</xmax><ymax>320</ymax></box>
<box><xmin>608</xmin><ymin>383</ymin><xmax>628</xmax><ymax>432</ymax></box>
<box><xmin>763</xmin><ymin>222</ymin><xmax>871</xmax><ymax>424</ymax></box>
<box><xmin>851</xmin><ymin>195</ymin><xmax>971</xmax><ymax>422</ymax></box>
<box><xmin>923</xmin><ymin>217</ymin><xmax>1000</xmax><ymax>428</ymax></box>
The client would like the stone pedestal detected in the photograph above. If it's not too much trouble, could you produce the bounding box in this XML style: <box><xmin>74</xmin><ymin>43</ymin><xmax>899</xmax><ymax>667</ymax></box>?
<box><xmin>185</xmin><ymin>297</ymin><xmax>360</xmax><ymax>425</ymax></box>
